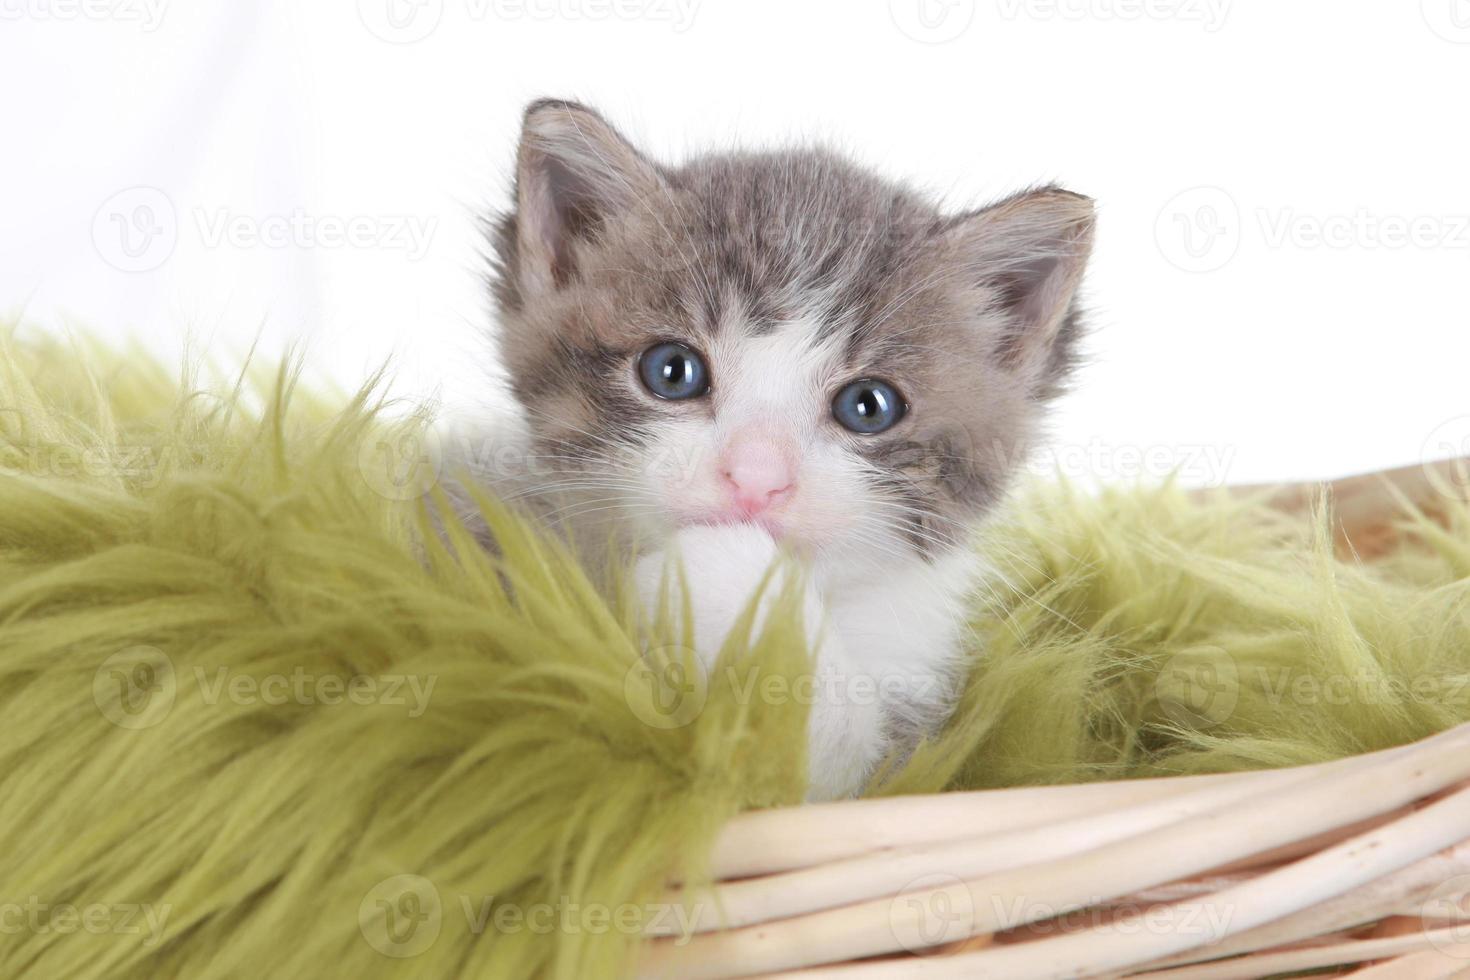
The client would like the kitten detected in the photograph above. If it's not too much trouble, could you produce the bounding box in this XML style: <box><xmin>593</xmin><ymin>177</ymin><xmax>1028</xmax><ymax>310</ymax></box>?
<box><xmin>467</xmin><ymin>99</ymin><xmax>1094</xmax><ymax>801</ymax></box>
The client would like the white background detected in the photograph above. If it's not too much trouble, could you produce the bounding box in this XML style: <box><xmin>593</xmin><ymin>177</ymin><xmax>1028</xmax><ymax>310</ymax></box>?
<box><xmin>2</xmin><ymin>0</ymin><xmax>1467</xmax><ymax>488</ymax></box>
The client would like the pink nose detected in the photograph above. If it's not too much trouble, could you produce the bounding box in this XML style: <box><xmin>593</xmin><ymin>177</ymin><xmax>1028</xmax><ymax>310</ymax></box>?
<box><xmin>719</xmin><ymin>436</ymin><xmax>796</xmax><ymax>517</ymax></box>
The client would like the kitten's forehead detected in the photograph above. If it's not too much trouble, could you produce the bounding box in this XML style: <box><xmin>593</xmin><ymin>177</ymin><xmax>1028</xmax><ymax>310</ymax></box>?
<box><xmin>659</xmin><ymin>153</ymin><xmax>939</xmax><ymax>342</ymax></box>
<box><xmin>709</xmin><ymin>316</ymin><xmax>844</xmax><ymax>431</ymax></box>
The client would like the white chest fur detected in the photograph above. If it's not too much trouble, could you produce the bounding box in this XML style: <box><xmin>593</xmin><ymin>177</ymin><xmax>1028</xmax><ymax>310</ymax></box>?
<box><xmin>634</xmin><ymin>524</ymin><xmax>982</xmax><ymax>800</ymax></box>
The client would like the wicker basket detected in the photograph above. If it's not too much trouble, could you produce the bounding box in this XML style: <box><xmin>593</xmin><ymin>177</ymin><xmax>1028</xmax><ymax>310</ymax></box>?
<box><xmin>638</xmin><ymin>458</ymin><xmax>1470</xmax><ymax>980</ymax></box>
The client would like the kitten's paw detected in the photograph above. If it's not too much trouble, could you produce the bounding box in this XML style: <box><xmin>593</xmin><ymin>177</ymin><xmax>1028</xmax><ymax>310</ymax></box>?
<box><xmin>802</xmin><ymin>646</ymin><xmax>892</xmax><ymax>801</ymax></box>
<box><xmin>805</xmin><ymin>710</ymin><xmax>887</xmax><ymax>802</ymax></box>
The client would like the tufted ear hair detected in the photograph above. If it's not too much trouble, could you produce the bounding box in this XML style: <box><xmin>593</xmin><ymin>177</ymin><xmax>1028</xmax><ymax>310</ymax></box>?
<box><xmin>503</xmin><ymin>99</ymin><xmax>668</xmax><ymax>300</ymax></box>
<box><xmin>940</xmin><ymin>186</ymin><xmax>1096</xmax><ymax>392</ymax></box>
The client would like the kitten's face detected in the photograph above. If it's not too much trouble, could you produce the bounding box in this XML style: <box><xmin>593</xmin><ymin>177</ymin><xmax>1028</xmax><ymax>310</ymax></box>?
<box><xmin>491</xmin><ymin>100</ymin><xmax>1094</xmax><ymax>566</ymax></box>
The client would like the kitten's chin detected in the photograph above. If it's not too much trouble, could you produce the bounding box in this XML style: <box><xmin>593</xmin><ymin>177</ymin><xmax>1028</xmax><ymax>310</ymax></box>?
<box><xmin>677</xmin><ymin>512</ymin><xmax>787</xmax><ymax>540</ymax></box>
<box><xmin>660</xmin><ymin>513</ymin><xmax>936</xmax><ymax>576</ymax></box>
<box><xmin>669</xmin><ymin>515</ymin><xmax>848</xmax><ymax>566</ymax></box>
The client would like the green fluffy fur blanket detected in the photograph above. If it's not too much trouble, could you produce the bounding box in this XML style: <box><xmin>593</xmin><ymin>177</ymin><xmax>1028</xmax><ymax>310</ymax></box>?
<box><xmin>1</xmin><ymin>333</ymin><xmax>1467</xmax><ymax>978</ymax></box>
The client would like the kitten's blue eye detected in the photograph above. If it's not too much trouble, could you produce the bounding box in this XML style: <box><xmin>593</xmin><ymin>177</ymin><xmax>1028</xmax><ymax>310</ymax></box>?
<box><xmin>832</xmin><ymin>379</ymin><xmax>906</xmax><ymax>434</ymax></box>
<box><xmin>638</xmin><ymin>342</ymin><xmax>709</xmax><ymax>400</ymax></box>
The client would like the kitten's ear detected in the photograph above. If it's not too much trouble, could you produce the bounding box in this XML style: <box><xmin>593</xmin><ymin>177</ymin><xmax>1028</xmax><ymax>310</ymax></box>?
<box><xmin>942</xmin><ymin>187</ymin><xmax>1096</xmax><ymax>387</ymax></box>
<box><xmin>508</xmin><ymin>99</ymin><xmax>667</xmax><ymax>297</ymax></box>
